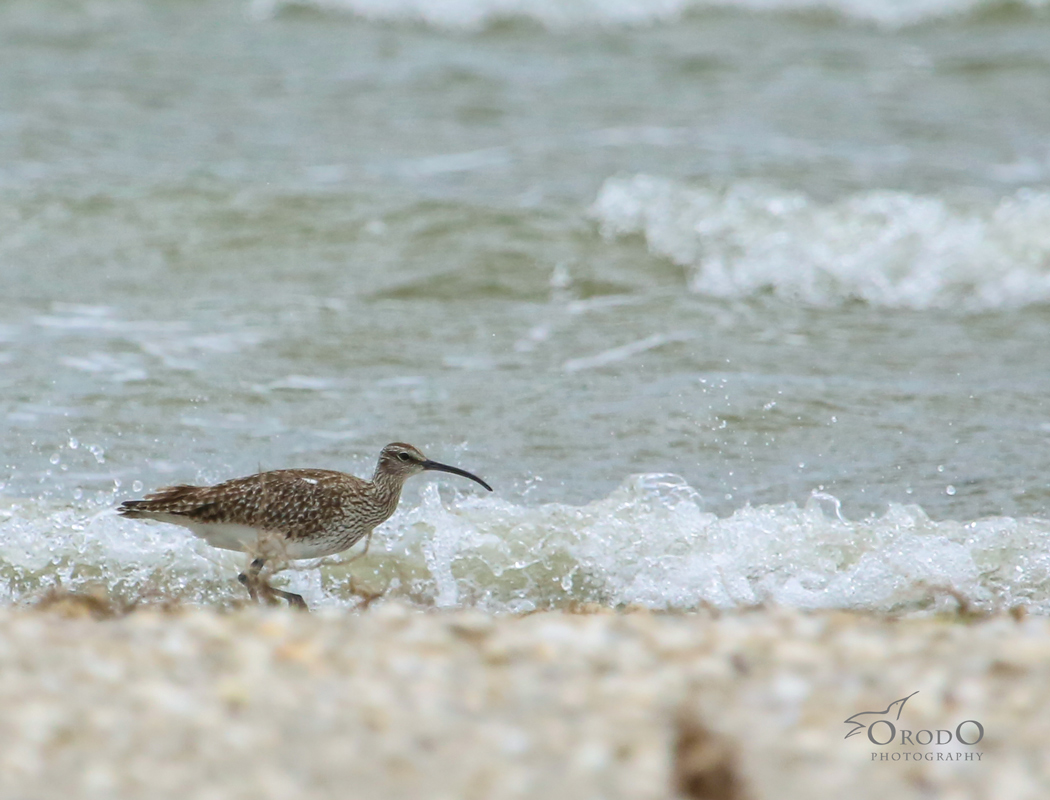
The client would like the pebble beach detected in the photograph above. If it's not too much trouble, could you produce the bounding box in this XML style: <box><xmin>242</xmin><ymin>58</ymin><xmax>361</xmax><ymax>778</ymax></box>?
<box><xmin>2</xmin><ymin>600</ymin><xmax>1047</xmax><ymax>799</ymax></box>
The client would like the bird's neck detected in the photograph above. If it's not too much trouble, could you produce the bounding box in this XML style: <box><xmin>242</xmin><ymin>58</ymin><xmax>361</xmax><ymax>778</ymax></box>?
<box><xmin>370</xmin><ymin>470</ymin><xmax>406</xmax><ymax>510</ymax></box>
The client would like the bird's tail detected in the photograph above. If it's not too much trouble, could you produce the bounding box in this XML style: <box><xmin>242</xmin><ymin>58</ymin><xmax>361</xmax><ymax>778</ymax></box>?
<box><xmin>116</xmin><ymin>500</ymin><xmax>148</xmax><ymax>519</ymax></box>
<box><xmin>117</xmin><ymin>485</ymin><xmax>204</xmax><ymax>518</ymax></box>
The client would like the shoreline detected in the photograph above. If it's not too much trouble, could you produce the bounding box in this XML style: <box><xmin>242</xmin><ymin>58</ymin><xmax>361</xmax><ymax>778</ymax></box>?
<box><xmin>0</xmin><ymin>600</ymin><xmax>1046</xmax><ymax>798</ymax></box>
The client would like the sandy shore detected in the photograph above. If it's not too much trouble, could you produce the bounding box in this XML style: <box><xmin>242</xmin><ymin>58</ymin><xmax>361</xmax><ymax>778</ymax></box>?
<box><xmin>0</xmin><ymin>599</ymin><xmax>1047</xmax><ymax>799</ymax></box>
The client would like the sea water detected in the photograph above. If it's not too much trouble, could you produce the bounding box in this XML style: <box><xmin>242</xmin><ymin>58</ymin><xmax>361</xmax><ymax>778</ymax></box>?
<box><xmin>2</xmin><ymin>0</ymin><xmax>1050</xmax><ymax>613</ymax></box>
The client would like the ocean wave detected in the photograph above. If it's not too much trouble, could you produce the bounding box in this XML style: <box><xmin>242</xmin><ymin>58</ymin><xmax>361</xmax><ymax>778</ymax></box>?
<box><xmin>249</xmin><ymin>0</ymin><xmax>1049</xmax><ymax>30</ymax></box>
<box><xmin>591</xmin><ymin>174</ymin><xmax>1050</xmax><ymax>310</ymax></box>
<box><xmin>4</xmin><ymin>475</ymin><xmax>1048</xmax><ymax>614</ymax></box>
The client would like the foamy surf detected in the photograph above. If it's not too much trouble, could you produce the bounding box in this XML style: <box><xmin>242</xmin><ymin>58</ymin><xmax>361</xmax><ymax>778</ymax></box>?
<box><xmin>3</xmin><ymin>475</ymin><xmax>1048</xmax><ymax>614</ymax></box>
<box><xmin>249</xmin><ymin>0</ymin><xmax>1050</xmax><ymax>29</ymax></box>
<box><xmin>592</xmin><ymin>174</ymin><xmax>1050</xmax><ymax>310</ymax></box>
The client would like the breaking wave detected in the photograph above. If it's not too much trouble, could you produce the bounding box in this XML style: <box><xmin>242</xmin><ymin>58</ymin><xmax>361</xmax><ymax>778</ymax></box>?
<box><xmin>4</xmin><ymin>475</ymin><xmax>1049</xmax><ymax>615</ymax></box>
<box><xmin>592</xmin><ymin>174</ymin><xmax>1050</xmax><ymax>310</ymax></box>
<box><xmin>250</xmin><ymin>0</ymin><xmax>1050</xmax><ymax>30</ymax></box>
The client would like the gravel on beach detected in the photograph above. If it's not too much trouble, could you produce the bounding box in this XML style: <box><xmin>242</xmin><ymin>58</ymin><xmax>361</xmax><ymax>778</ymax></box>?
<box><xmin>1</xmin><ymin>599</ymin><xmax>1047</xmax><ymax>799</ymax></box>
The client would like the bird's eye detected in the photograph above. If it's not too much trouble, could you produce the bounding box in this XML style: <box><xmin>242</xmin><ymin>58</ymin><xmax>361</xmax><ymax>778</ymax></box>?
<box><xmin>397</xmin><ymin>452</ymin><xmax>411</xmax><ymax>462</ymax></box>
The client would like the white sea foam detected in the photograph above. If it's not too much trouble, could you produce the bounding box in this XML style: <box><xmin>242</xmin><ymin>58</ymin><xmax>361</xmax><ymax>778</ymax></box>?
<box><xmin>592</xmin><ymin>174</ymin><xmax>1050</xmax><ymax>310</ymax></box>
<box><xmin>250</xmin><ymin>0</ymin><xmax>1049</xmax><ymax>30</ymax></box>
<box><xmin>4</xmin><ymin>475</ymin><xmax>1049</xmax><ymax>614</ymax></box>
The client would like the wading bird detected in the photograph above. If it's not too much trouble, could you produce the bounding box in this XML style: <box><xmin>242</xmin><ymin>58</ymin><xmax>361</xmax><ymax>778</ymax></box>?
<box><xmin>118</xmin><ymin>443</ymin><xmax>492</xmax><ymax>610</ymax></box>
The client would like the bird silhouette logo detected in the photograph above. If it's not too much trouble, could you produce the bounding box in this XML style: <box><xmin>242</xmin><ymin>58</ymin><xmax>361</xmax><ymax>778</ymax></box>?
<box><xmin>843</xmin><ymin>691</ymin><xmax>919</xmax><ymax>740</ymax></box>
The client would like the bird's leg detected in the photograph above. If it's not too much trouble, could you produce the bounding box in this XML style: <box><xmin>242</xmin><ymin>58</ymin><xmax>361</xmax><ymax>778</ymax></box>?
<box><xmin>237</xmin><ymin>556</ymin><xmax>308</xmax><ymax>611</ymax></box>
<box><xmin>345</xmin><ymin>530</ymin><xmax>373</xmax><ymax>563</ymax></box>
<box><xmin>344</xmin><ymin>530</ymin><xmax>375</xmax><ymax>599</ymax></box>
<box><xmin>238</xmin><ymin>557</ymin><xmax>267</xmax><ymax>603</ymax></box>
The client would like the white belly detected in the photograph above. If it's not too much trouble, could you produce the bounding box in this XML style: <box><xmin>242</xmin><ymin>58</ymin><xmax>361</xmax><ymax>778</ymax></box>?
<box><xmin>144</xmin><ymin>515</ymin><xmax>264</xmax><ymax>552</ymax></box>
<box><xmin>148</xmin><ymin>514</ymin><xmax>364</xmax><ymax>560</ymax></box>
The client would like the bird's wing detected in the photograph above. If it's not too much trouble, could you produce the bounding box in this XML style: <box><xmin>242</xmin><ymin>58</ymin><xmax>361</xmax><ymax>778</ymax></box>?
<box><xmin>118</xmin><ymin>469</ymin><xmax>361</xmax><ymax>533</ymax></box>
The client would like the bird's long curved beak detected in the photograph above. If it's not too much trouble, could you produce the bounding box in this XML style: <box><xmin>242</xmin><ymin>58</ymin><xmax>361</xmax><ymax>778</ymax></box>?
<box><xmin>422</xmin><ymin>460</ymin><xmax>493</xmax><ymax>492</ymax></box>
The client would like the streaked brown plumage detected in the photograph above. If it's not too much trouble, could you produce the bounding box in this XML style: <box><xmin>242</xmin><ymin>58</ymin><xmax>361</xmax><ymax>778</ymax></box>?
<box><xmin>118</xmin><ymin>443</ymin><xmax>492</xmax><ymax>609</ymax></box>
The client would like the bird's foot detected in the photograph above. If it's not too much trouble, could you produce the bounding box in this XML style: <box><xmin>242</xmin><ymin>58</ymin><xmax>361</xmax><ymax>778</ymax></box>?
<box><xmin>238</xmin><ymin>567</ymin><xmax>308</xmax><ymax>611</ymax></box>
<box><xmin>272</xmin><ymin>588</ymin><xmax>309</xmax><ymax>611</ymax></box>
<box><xmin>347</xmin><ymin>574</ymin><xmax>384</xmax><ymax>610</ymax></box>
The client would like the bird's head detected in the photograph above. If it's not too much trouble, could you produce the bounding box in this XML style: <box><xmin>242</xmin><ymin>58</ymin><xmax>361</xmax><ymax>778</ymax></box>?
<box><xmin>375</xmin><ymin>442</ymin><xmax>493</xmax><ymax>491</ymax></box>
